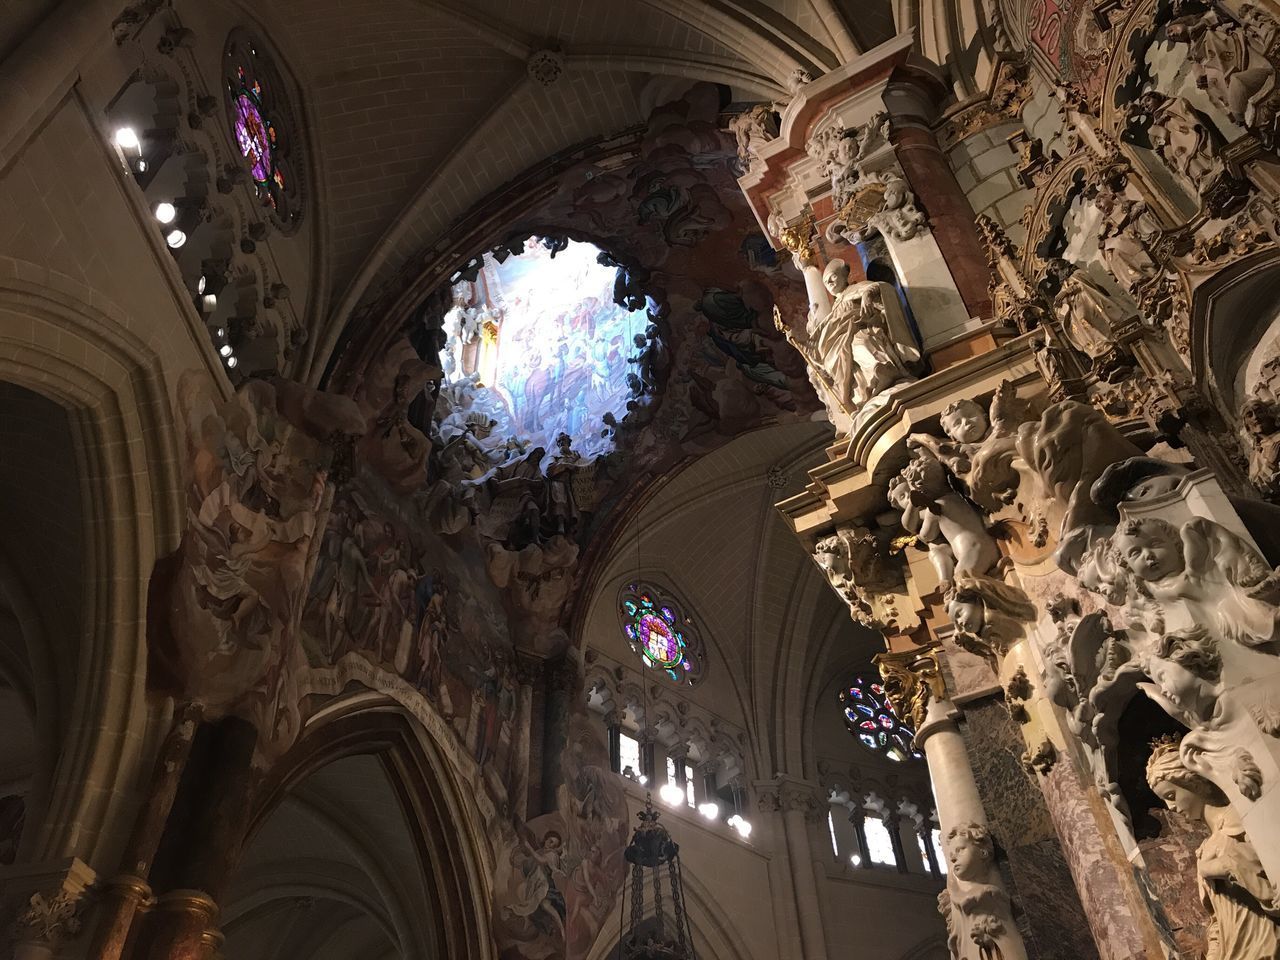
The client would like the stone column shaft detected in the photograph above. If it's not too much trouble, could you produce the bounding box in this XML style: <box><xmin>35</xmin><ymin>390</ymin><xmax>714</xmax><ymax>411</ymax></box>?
<box><xmin>509</xmin><ymin>662</ymin><xmax>536</xmax><ymax>821</ymax></box>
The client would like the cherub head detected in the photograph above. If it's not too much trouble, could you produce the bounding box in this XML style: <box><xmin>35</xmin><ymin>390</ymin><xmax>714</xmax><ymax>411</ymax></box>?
<box><xmin>1112</xmin><ymin>517</ymin><xmax>1184</xmax><ymax>583</ymax></box>
<box><xmin>945</xmin><ymin>822</ymin><xmax>994</xmax><ymax>882</ymax></box>
<box><xmin>946</xmin><ymin>587</ymin><xmax>985</xmax><ymax>636</ymax></box>
<box><xmin>822</xmin><ymin>258</ymin><xmax>851</xmax><ymax>297</ymax></box>
<box><xmin>1145</xmin><ymin>734</ymin><xmax>1222</xmax><ymax>821</ymax></box>
<box><xmin>940</xmin><ymin>399</ymin><xmax>989</xmax><ymax>445</ymax></box>
<box><xmin>541</xmin><ymin>830</ymin><xmax>563</xmax><ymax>851</ymax></box>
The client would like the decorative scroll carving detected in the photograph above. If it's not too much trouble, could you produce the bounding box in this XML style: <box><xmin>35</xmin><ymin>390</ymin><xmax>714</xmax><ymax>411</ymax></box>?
<box><xmin>813</xmin><ymin>526</ymin><xmax>914</xmax><ymax>633</ymax></box>
<box><xmin>874</xmin><ymin>643</ymin><xmax>945</xmax><ymax>732</ymax></box>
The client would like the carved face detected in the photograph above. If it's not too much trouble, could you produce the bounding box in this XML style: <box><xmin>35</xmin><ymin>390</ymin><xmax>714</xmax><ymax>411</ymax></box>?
<box><xmin>823</xmin><ymin>259</ymin><xmax>851</xmax><ymax>296</ymax></box>
<box><xmin>946</xmin><ymin>829</ymin><xmax>990</xmax><ymax>881</ymax></box>
<box><xmin>947</xmin><ymin>595</ymin><xmax>984</xmax><ymax>635</ymax></box>
<box><xmin>1114</xmin><ymin>520</ymin><xmax>1184</xmax><ymax>582</ymax></box>
<box><xmin>1151</xmin><ymin>778</ymin><xmax>1206</xmax><ymax>820</ymax></box>
<box><xmin>941</xmin><ymin>400</ymin><xmax>988</xmax><ymax>444</ymax></box>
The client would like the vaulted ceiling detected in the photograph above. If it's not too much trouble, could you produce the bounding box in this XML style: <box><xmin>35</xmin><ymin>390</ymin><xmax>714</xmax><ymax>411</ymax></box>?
<box><xmin>233</xmin><ymin>0</ymin><xmax>900</xmax><ymax>380</ymax></box>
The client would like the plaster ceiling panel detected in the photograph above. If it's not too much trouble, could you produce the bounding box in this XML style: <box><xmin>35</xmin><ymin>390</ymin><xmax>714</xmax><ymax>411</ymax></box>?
<box><xmin>455</xmin><ymin>0</ymin><xmax>750</xmax><ymax>64</ymax></box>
<box><xmin>581</xmin><ymin>421</ymin><xmax>833</xmax><ymax>725</ymax></box>
<box><xmin>0</xmin><ymin>0</ymin><xmax>57</xmax><ymax>62</ymax></box>
<box><xmin>258</xmin><ymin>0</ymin><xmax>525</xmax><ymax>297</ymax></box>
<box><xmin>359</xmin><ymin>67</ymin><xmax>644</xmax><ymax>304</ymax></box>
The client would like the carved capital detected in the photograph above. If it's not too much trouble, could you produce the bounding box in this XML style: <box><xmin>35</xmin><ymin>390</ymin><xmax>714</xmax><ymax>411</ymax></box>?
<box><xmin>873</xmin><ymin>643</ymin><xmax>945</xmax><ymax>733</ymax></box>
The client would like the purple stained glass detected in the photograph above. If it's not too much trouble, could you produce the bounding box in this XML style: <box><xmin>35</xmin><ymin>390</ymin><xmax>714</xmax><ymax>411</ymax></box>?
<box><xmin>639</xmin><ymin>613</ymin><xmax>680</xmax><ymax>667</ymax></box>
<box><xmin>842</xmin><ymin>674</ymin><xmax>920</xmax><ymax>760</ymax></box>
<box><xmin>234</xmin><ymin>94</ymin><xmax>272</xmax><ymax>183</ymax></box>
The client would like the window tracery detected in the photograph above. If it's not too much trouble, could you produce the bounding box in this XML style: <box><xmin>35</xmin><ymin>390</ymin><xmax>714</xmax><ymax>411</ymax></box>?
<box><xmin>840</xmin><ymin>675</ymin><xmax>922</xmax><ymax>761</ymax></box>
<box><xmin>618</xmin><ymin>582</ymin><xmax>705</xmax><ymax>685</ymax></box>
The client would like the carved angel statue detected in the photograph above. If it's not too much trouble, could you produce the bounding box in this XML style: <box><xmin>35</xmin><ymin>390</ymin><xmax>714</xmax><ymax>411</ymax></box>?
<box><xmin>1134</xmin><ymin>90</ymin><xmax>1226</xmax><ymax>200</ymax></box>
<box><xmin>1166</xmin><ymin>6</ymin><xmax>1277</xmax><ymax>143</ymax></box>
<box><xmin>890</xmin><ymin>452</ymin><xmax>1000</xmax><ymax>589</ymax></box>
<box><xmin>1243</xmin><ymin>398</ymin><xmax>1280</xmax><ymax>498</ymax></box>
<box><xmin>945</xmin><ymin>576</ymin><xmax>1037</xmax><ymax>666</ymax></box>
<box><xmin>1043</xmin><ymin>259</ymin><xmax>1133</xmax><ymax>378</ymax></box>
<box><xmin>942</xmin><ymin>823</ymin><xmax>1025</xmax><ymax>960</ymax></box>
<box><xmin>1108</xmin><ymin>515</ymin><xmax>1280</xmax><ymax>647</ymax></box>
<box><xmin>1147</xmin><ymin>735</ymin><xmax>1280</xmax><ymax>960</ymax></box>
<box><xmin>810</xmin><ymin>259</ymin><xmax>920</xmax><ymax>411</ymax></box>
<box><xmin>1090</xmin><ymin>181</ymin><xmax>1162</xmax><ymax>294</ymax></box>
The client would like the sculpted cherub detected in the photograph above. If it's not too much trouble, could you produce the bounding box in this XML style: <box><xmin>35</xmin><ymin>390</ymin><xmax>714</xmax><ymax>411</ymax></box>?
<box><xmin>946</xmin><ymin>576</ymin><xmax>1038</xmax><ymax>666</ymax></box>
<box><xmin>891</xmin><ymin>452</ymin><xmax>1001</xmax><ymax>587</ymax></box>
<box><xmin>1109</xmin><ymin>515</ymin><xmax>1280</xmax><ymax>647</ymax></box>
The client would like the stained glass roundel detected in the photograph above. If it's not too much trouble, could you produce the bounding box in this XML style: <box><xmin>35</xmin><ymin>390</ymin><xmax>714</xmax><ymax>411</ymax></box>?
<box><xmin>840</xmin><ymin>676</ymin><xmax>922</xmax><ymax>762</ymax></box>
<box><xmin>618</xmin><ymin>582</ymin><xmax>704</xmax><ymax>685</ymax></box>
<box><xmin>223</xmin><ymin>31</ymin><xmax>302</xmax><ymax>231</ymax></box>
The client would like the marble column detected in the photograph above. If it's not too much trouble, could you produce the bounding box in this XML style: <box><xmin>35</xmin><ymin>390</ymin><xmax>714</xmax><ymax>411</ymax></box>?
<box><xmin>138</xmin><ymin>716</ymin><xmax>260</xmax><ymax>960</ymax></box>
<box><xmin>763</xmin><ymin>779</ymin><xmax>830</xmax><ymax>960</ymax></box>
<box><xmin>916</xmin><ymin>695</ymin><xmax>1029</xmax><ymax>960</ymax></box>
<box><xmin>509</xmin><ymin>654</ymin><xmax>539</xmax><ymax>820</ymax></box>
<box><xmin>88</xmin><ymin>701</ymin><xmax>204</xmax><ymax>960</ymax></box>
<box><xmin>538</xmin><ymin>656</ymin><xmax>576</xmax><ymax>814</ymax></box>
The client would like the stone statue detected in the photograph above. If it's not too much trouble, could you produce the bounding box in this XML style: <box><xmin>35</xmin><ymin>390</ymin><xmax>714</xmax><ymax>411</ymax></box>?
<box><xmin>812</xmin><ymin>526</ymin><xmax>911</xmax><ymax>631</ymax></box>
<box><xmin>867</xmin><ymin>173</ymin><xmax>928</xmax><ymax>242</ymax></box>
<box><xmin>729</xmin><ymin>103</ymin><xmax>778</xmax><ymax>172</ymax></box>
<box><xmin>942</xmin><ymin>823</ymin><xmax>1024</xmax><ymax>960</ymax></box>
<box><xmin>891</xmin><ymin>452</ymin><xmax>1001</xmax><ymax>585</ymax></box>
<box><xmin>544</xmin><ymin>432</ymin><xmax>586</xmax><ymax>536</ymax></box>
<box><xmin>1091</xmin><ymin>181</ymin><xmax>1162</xmax><ymax>294</ymax></box>
<box><xmin>1243</xmin><ymin>398</ymin><xmax>1280</xmax><ymax>498</ymax></box>
<box><xmin>1044</xmin><ymin>259</ymin><xmax>1133</xmax><ymax>379</ymax></box>
<box><xmin>1166</xmin><ymin>7</ymin><xmax>1277</xmax><ymax>144</ymax></box>
<box><xmin>1135</xmin><ymin>90</ymin><xmax>1226</xmax><ymax>200</ymax></box>
<box><xmin>945</xmin><ymin>576</ymin><xmax>1037</xmax><ymax>666</ymax></box>
<box><xmin>1108</xmin><ymin>516</ymin><xmax>1280</xmax><ymax>648</ymax></box>
<box><xmin>1147</xmin><ymin>735</ymin><xmax>1280</xmax><ymax>959</ymax></box>
<box><xmin>811</xmin><ymin>259</ymin><xmax>920</xmax><ymax>411</ymax></box>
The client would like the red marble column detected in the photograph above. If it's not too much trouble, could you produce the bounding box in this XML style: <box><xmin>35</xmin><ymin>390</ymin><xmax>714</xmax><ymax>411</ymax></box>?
<box><xmin>890</xmin><ymin>123</ymin><xmax>994</xmax><ymax>320</ymax></box>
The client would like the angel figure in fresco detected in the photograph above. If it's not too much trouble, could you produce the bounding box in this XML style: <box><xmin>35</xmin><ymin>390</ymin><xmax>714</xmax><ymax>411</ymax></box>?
<box><xmin>501</xmin><ymin>830</ymin><xmax>568</xmax><ymax>939</ymax></box>
<box><xmin>1147</xmin><ymin>735</ymin><xmax>1280</xmax><ymax>960</ymax></box>
<box><xmin>1243</xmin><ymin>398</ymin><xmax>1280</xmax><ymax>497</ymax></box>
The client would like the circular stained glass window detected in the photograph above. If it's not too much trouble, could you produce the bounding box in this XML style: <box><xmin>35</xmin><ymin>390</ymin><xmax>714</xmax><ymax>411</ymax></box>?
<box><xmin>223</xmin><ymin>30</ymin><xmax>302</xmax><ymax>232</ymax></box>
<box><xmin>619</xmin><ymin>582</ymin><xmax>704</xmax><ymax>685</ymax></box>
<box><xmin>840</xmin><ymin>676</ymin><xmax>922</xmax><ymax>762</ymax></box>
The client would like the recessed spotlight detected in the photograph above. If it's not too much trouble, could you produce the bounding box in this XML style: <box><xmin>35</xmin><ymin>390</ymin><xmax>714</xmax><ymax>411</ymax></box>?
<box><xmin>154</xmin><ymin>202</ymin><xmax>176</xmax><ymax>224</ymax></box>
<box><xmin>201</xmin><ymin>293</ymin><xmax>218</xmax><ymax>312</ymax></box>
<box><xmin>219</xmin><ymin>344</ymin><xmax>233</xmax><ymax>357</ymax></box>
<box><xmin>114</xmin><ymin>127</ymin><xmax>140</xmax><ymax>150</ymax></box>
<box><xmin>133</xmin><ymin>159</ymin><xmax>148</xmax><ymax>174</ymax></box>
<box><xmin>226</xmin><ymin>356</ymin><xmax>238</xmax><ymax>369</ymax></box>
<box><xmin>698</xmin><ymin>802</ymin><xmax>720</xmax><ymax>820</ymax></box>
<box><xmin>165</xmin><ymin>229</ymin><xmax>187</xmax><ymax>249</ymax></box>
<box><xmin>850</xmin><ymin>853</ymin><xmax>863</xmax><ymax>866</ymax></box>
<box><xmin>216</xmin><ymin>327</ymin><xmax>226</xmax><ymax>338</ymax></box>
<box><xmin>196</xmin><ymin>275</ymin><xmax>207</xmax><ymax>294</ymax></box>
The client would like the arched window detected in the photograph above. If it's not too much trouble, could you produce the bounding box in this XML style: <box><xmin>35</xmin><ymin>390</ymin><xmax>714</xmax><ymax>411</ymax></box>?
<box><xmin>223</xmin><ymin>30</ymin><xmax>302</xmax><ymax>231</ymax></box>
<box><xmin>618</xmin><ymin>582</ymin><xmax>704</xmax><ymax>685</ymax></box>
<box><xmin>840</xmin><ymin>676</ymin><xmax>922</xmax><ymax>761</ymax></box>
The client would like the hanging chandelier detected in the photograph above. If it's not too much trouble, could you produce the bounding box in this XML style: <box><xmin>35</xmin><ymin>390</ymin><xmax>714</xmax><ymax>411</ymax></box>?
<box><xmin>620</xmin><ymin>794</ymin><xmax>697</xmax><ymax>960</ymax></box>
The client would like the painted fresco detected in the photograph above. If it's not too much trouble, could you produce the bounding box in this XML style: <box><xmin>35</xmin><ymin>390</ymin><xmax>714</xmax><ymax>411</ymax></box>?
<box><xmin>443</xmin><ymin>239</ymin><xmax>650</xmax><ymax>459</ymax></box>
<box><xmin>285</xmin><ymin>83</ymin><xmax>821</xmax><ymax>960</ymax></box>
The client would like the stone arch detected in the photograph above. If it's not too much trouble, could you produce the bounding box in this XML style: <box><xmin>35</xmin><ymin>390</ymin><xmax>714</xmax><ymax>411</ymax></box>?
<box><xmin>248</xmin><ymin>698</ymin><xmax>495</xmax><ymax>960</ymax></box>
<box><xmin>0</xmin><ymin>262</ymin><xmax>184</xmax><ymax>870</ymax></box>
